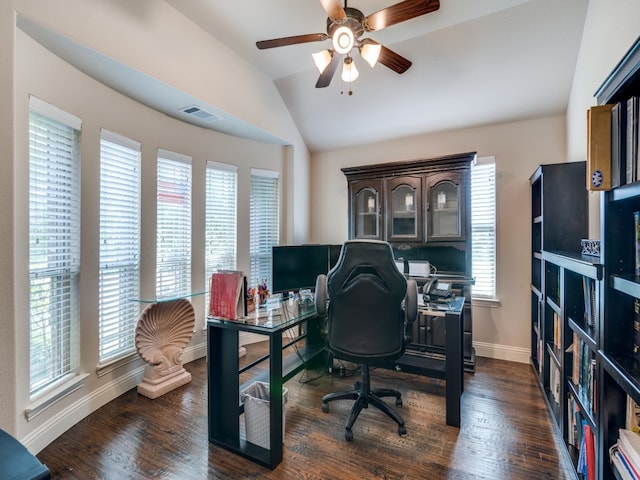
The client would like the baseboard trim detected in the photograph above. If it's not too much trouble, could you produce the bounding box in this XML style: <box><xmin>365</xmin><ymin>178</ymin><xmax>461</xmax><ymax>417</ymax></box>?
<box><xmin>473</xmin><ymin>341</ymin><xmax>530</xmax><ymax>364</ymax></box>
<box><xmin>24</xmin><ymin>342</ymin><xmax>209</xmax><ymax>454</ymax></box>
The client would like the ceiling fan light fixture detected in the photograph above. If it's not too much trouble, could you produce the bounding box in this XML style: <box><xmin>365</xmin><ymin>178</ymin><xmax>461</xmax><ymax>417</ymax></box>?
<box><xmin>360</xmin><ymin>42</ymin><xmax>381</xmax><ymax>68</ymax></box>
<box><xmin>333</xmin><ymin>26</ymin><xmax>354</xmax><ymax>54</ymax></box>
<box><xmin>341</xmin><ymin>56</ymin><xmax>359</xmax><ymax>83</ymax></box>
<box><xmin>312</xmin><ymin>49</ymin><xmax>333</xmax><ymax>74</ymax></box>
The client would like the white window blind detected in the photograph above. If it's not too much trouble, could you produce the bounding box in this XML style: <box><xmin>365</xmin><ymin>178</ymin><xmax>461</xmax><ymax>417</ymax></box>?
<box><xmin>205</xmin><ymin>162</ymin><xmax>237</xmax><ymax>312</ymax></box>
<box><xmin>28</xmin><ymin>101</ymin><xmax>81</xmax><ymax>396</ymax></box>
<box><xmin>249</xmin><ymin>169</ymin><xmax>279</xmax><ymax>290</ymax></box>
<box><xmin>157</xmin><ymin>151</ymin><xmax>192</xmax><ymax>297</ymax></box>
<box><xmin>471</xmin><ymin>158</ymin><xmax>497</xmax><ymax>299</ymax></box>
<box><xmin>98</xmin><ymin>130</ymin><xmax>141</xmax><ymax>363</ymax></box>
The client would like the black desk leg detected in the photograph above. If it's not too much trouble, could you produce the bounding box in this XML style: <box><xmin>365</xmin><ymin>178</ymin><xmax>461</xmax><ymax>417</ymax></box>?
<box><xmin>445</xmin><ymin>310</ymin><xmax>462</xmax><ymax>427</ymax></box>
<box><xmin>208</xmin><ymin>326</ymin><xmax>240</xmax><ymax>444</ymax></box>
<box><xmin>268</xmin><ymin>333</ymin><xmax>283</xmax><ymax>468</ymax></box>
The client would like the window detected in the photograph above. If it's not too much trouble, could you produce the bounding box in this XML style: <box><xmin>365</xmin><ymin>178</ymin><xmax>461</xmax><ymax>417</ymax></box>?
<box><xmin>249</xmin><ymin>169</ymin><xmax>279</xmax><ymax>290</ymax></box>
<box><xmin>98</xmin><ymin>130</ymin><xmax>141</xmax><ymax>363</ymax></box>
<box><xmin>205</xmin><ymin>162</ymin><xmax>237</xmax><ymax>313</ymax></box>
<box><xmin>157</xmin><ymin>150</ymin><xmax>192</xmax><ymax>297</ymax></box>
<box><xmin>471</xmin><ymin>157</ymin><xmax>497</xmax><ymax>299</ymax></box>
<box><xmin>28</xmin><ymin>97</ymin><xmax>81</xmax><ymax>396</ymax></box>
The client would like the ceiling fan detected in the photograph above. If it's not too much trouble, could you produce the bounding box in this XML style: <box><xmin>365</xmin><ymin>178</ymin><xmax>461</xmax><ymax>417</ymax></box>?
<box><xmin>256</xmin><ymin>0</ymin><xmax>440</xmax><ymax>88</ymax></box>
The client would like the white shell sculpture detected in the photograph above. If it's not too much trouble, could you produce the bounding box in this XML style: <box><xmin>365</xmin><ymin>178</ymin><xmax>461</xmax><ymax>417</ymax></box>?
<box><xmin>135</xmin><ymin>299</ymin><xmax>195</xmax><ymax>399</ymax></box>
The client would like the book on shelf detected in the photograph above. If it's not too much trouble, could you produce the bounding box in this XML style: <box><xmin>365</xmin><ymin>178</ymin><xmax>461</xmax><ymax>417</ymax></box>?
<box><xmin>577</xmin><ymin>421</ymin><xmax>596</xmax><ymax>479</ymax></box>
<box><xmin>571</xmin><ymin>337</ymin><xmax>596</xmax><ymax>414</ymax></box>
<box><xmin>582</xmin><ymin>276</ymin><xmax>597</xmax><ymax>331</ymax></box>
<box><xmin>610</xmin><ymin>444</ymin><xmax>638</xmax><ymax>480</ymax></box>
<box><xmin>636</xmin><ymin>214</ymin><xmax>640</xmax><ymax>277</ymax></box>
<box><xmin>618</xmin><ymin>429</ymin><xmax>640</xmax><ymax>478</ymax></box>
<box><xmin>572</xmin><ymin>332</ymin><xmax>580</xmax><ymax>386</ymax></box>
<box><xmin>627</xmin><ymin>96</ymin><xmax>640</xmax><ymax>184</ymax></box>
<box><xmin>587</xmin><ymin>104</ymin><xmax>613</xmax><ymax>191</ymax></box>
<box><xmin>634</xmin><ymin>297</ymin><xmax>640</xmax><ymax>358</ymax></box>
<box><xmin>568</xmin><ymin>395</ymin><xmax>581</xmax><ymax>448</ymax></box>
<box><xmin>550</xmin><ymin>362</ymin><xmax>561</xmax><ymax>405</ymax></box>
<box><xmin>209</xmin><ymin>270</ymin><xmax>247</xmax><ymax>320</ymax></box>
<box><xmin>612</xmin><ymin>101</ymin><xmax>628</xmax><ymax>188</ymax></box>
<box><xmin>628</xmin><ymin>395</ymin><xmax>640</xmax><ymax>433</ymax></box>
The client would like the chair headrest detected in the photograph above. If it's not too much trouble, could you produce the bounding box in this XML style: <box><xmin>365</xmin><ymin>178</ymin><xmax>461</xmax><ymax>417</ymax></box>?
<box><xmin>327</xmin><ymin>240</ymin><xmax>406</xmax><ymax>298</ymax></box>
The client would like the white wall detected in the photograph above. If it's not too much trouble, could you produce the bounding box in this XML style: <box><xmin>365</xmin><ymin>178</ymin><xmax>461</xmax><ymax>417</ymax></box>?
<box><xmin>2</xmin><ymin>0</ymin><xmax>312</xmax><ymax>451</ymax></box>
<box><xmin>310</xmin><ymin>115</ymin><xmax>568</xmax><ymax>362</ymax></box>
<box><xmin>0</xmin><ymin>2</ymin><xmax>16</xmax><ymax>433</ymax></box>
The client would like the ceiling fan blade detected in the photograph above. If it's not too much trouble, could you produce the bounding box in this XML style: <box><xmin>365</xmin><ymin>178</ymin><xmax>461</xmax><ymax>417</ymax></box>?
<box><xmin>377</xmin><ymin>45</ymin><xmax>412</xmax><ymax>74</ymax></box>
<box><xmin>319</xmin><ymin>0</ymin><xmax>346</xmax><ymax>21</ymax></box>
<box><xmin>316</xmin><ymin>52</ymin><xmax>341</xmax><ymax>88</ymax></box>
<box><xmin>256</xmin><ymin>33</ymin><xmax>328</xmax><ymax>50</ymax></box>
<box><xmin>365</xmin><ymin>0</ymin><xmax>440</xmax><ymax>32</ymax></box>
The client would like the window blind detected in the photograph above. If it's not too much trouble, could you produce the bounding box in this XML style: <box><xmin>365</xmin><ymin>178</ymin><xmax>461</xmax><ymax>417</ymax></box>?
<box><xmin>205</xmin><ymin>162</ymin><xmax>238</xmax><ymax>314</ymax></box>
<box><xmin>157</xmin><ymin>151</ymin><xmax>192</xmax><ymax>298</ymax></box>
<box><xmin>249</xmin><ymin>169</ymin><xmax>279</xmax><ymax>290</ymax></box>
<box><xmin>471</xmin><ymin>158</ymin><xmax>497</xmax><ymax>299</ymax></box>
<box><xmin>98</xmin><ymin>130</ymin><xmax>141</xmax><ymax>363</ymax></box>
<box><xmin>28</xmin><ymin>105</ymin><xmax>81</xmax><ymax>396</ymax></box>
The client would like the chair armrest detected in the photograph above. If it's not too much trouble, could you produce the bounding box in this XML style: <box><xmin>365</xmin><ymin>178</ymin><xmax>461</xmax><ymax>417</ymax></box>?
<box><xmin>315</xmin><ymin>274</ymin><xmax>328</xmax><ymax>315</ymax></box>
<box><xmin>405</xmin><ymin>279</ymin><xmax>418</xmax><ymax>323</ymax></box>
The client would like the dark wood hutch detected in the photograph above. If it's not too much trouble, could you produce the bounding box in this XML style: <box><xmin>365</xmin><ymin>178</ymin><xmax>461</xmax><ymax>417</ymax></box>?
<box><xmin>342</xmin><ymin>151</ymin><xmax>476</xmax><ymax>371</ymax></box>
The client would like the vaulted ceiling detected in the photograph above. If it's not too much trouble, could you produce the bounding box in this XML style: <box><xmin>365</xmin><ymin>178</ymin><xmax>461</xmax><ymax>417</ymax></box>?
<box><xmin>164</xmin><ymin>0</ymin><xmax>589</xmax><ymax>153</ymax></box>
<box><xmin>19</xmin><ymin>0</ymin><xmax>590</xmax><ymax>154</ymax></box>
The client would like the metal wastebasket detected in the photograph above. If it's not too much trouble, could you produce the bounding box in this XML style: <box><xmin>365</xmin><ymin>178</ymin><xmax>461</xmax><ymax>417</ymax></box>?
<box><xmin>240</xmin><ymin>381</ymin><xmax>288</xmax><ymax>449</ymax></box>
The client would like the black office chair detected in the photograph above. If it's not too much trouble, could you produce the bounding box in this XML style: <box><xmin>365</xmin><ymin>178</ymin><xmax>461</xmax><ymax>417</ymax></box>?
<box><xmin>315</xmin><ymin>240</ymin><xmax>418</xmax><ymax>442</ymax></box>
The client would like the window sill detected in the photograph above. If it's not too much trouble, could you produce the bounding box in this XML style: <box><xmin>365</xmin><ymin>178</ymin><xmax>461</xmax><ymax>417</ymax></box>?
<box><xmin>472</xmin><ymin>297</ymin><xmax>501</xmax><ymax>308</ymax></box>
<box><xmin>25</xmin><ymin>372</ymin><xmax>89</xmax><ymax>422</ymax></box>
<box><xmin>96</xmin><ymin>351</ymin><xmax>140</xmax><ymax>378</ymax></box>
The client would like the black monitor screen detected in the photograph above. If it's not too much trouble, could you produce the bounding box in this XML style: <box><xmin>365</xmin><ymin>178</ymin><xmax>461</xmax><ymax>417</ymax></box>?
<box><xmin>272</xmin><ymin>245</ymin><xmax>330</xmax><ymax>294</ymax></box>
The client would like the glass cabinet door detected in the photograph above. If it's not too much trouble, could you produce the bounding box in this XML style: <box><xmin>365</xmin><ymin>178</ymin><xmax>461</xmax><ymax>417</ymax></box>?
<box><xmin>427</xmin><ymin>174</ymin><xmax>463</xmax><ymax>241</ymax></box>
<box><xmin>352</xmin><ymin>184</ymin><xmax>381</xmax><ymax>239</ymax></box>
<box><xmin>386</xmin><ymin>176</ymin><xmax>422</xmax><ymax>242</ymax></box>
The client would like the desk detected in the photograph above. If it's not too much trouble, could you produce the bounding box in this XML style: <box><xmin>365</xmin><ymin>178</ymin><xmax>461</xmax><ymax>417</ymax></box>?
<box><xmin>207</xmin><ymin>297</ymin><xmax>323</xmax><ymax>469</ymax></box>
<box><xmin>376</xmin><ymin>296</ymin><xmax>465</xmax><ymax>427</ymax></box>
<box><xmin>407</xmin><ymin>274</ymin><xmax>475</xmax><ymax>371</ymax></box>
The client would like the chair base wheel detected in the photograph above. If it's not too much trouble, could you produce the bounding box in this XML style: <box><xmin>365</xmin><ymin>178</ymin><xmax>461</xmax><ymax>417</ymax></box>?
<box><xmin>322</xmin><ymin>402</ymin><xmax>329</xmax><ymax>413</ymax></box>
<box><xmin>345</xmin><ymin>428</ymin><xmax>353</xmax><ymax>442</ymax></box>
<box><xmin>398</xmin><ymin>425</ymin><xmax>407</xmax><ymax>436</ymax></box>
<box><xmin>396</xmin><ymin>398</ymin><xmax>403</xmax><ymax>407</ymax></box>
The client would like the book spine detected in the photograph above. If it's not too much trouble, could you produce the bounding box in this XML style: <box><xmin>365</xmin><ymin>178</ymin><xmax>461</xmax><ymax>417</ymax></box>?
<box><xmin>636</xmin><ymin>212</ymin><xmax>640</xmax><ymax>276</ymax></box>
<box><xmin>612</xmin><ymin>101</ymin><xmax>627</xmax><ymax>188</ymax></box>
<box><xmin>627</xmin><ymin>97</ymin><xmax>639</xmax><ymax>183</ymax></box>
<box><xmin>584</xmin><ymin>424</ymin><xmax>595</xmax><ymax>480</ymax></box>
<box><xmin>635</xmin><ymin>298</ymin><xmax>640</xmax><ymax>358</ymax></box>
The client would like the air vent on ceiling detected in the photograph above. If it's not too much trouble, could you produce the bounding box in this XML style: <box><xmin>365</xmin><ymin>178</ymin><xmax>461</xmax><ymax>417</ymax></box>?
<box><xmin>179</xmin><ymin>105</ymin><xmax>222</xmax><ymax>123</ymax></box>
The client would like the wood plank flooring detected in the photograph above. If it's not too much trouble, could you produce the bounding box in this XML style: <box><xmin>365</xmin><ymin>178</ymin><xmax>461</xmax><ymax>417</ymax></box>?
<box><xmin>37</xmin><ymin>343</ymin><xmax>576</xmax><ymax>479</ymax></box>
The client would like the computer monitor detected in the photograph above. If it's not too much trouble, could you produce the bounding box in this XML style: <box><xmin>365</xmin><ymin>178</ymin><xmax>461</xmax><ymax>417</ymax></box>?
<box><xmin>272</xmin><ymin>244</ymin><xmax>331</xmax><ymax>294</ymax></box>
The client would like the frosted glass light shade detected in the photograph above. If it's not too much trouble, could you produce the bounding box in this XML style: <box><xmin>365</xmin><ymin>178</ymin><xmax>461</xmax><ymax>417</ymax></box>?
<box><xmin>341</xmin><ymin>57</ymin><xmax>359</xmax><ymax>82</ymax></box>
<box><xmin>360</xmin><ymin>42</ymin><xmax>381</xmax><ymax>68</ymax></box>
<box><xmin>312</xmin><ymin>50</ymin><xmax>333</xmax><ymax>73</ymax></box>
<box><xmin>333</xmin><ymin>26</ymin><xmax>354</xmax><ymax>54</ymax></box>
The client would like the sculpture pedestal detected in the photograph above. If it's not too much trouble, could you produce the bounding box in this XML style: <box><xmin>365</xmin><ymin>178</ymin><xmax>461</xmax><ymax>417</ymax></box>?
<box><xmin>137</xmin><ymin>366</ymin><xmax>192</xmax><ymax>399</ymax></box>
<box><xmin>135</xmin><ymin>298</ymin><xmax>196</xmax><ymax>399</ymax></box>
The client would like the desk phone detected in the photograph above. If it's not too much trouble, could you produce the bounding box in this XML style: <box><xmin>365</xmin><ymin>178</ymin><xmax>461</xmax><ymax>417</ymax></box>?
<box><xmin>423</xmin><ymin>278</ymin><xmax>452</xmax><ymax>300</ymax></box>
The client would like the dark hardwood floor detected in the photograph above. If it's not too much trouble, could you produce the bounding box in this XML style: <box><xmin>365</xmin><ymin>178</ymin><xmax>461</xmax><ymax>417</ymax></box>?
<box><xmin>37</xmin><ymin>343</ymin><xmax>576</xmax><ymax>479</ymax></box>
